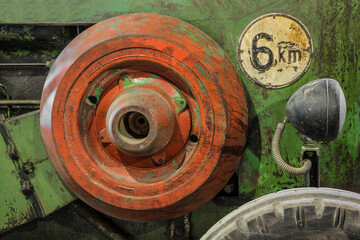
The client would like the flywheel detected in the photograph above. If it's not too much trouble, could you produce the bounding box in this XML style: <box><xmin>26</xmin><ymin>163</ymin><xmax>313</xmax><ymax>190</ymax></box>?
<box><xmin>40</xmin><ymin>13</ymin><xmax>247</xmax><ymax>221</ymax></box>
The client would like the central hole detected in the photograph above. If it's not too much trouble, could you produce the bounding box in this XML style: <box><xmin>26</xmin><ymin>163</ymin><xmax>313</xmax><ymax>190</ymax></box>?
<box><xmin>138</xmin><ymin>117</ymin><xmax>146</xmax><ymax>125</ymax></box>
<box><xmin>120</xmin><ymin>111</ymin><xmax>150</xmax><ymax>140</ymax></box>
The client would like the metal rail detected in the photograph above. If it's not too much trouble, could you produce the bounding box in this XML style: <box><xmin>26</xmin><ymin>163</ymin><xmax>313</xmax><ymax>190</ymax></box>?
<box><xmin>0</xmin><ymin>100</ymin><xmax>41</xmax><ymax>105</ymax></box>
<box><xmin>0</xmin><ymin>63</ymin><xmax>47</xmax><ymax>66</ymax></box>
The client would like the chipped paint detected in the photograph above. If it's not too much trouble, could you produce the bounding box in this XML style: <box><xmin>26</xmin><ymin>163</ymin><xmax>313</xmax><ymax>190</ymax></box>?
<box><xmin>144</xmin><ymin>173</ymin><xmax>156</xmax><ymax>179</ymax></box>
<box><xmin>123</xmin><ymin>198</ymin><xmax>140</xmax><ymax>204</ymax></box>
<box><xmin>40</xmin><ymin>13</ymin><xmax>246</xmax><ymax>222</ymax></box>
<box><xmin>0</xmin><ymin>1</ymin><xmax>358</xmax><ymax>239</ymax></box>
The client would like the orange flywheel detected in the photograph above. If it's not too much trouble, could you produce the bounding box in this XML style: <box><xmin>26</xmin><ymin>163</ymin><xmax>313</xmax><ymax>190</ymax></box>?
<box><xmin>40</xmin><ymin>14</ymin><xmax>248</xmax><ymax>221</ymax></box>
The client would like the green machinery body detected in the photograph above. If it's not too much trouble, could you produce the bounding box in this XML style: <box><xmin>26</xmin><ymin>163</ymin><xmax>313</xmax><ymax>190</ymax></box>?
<box><xmin>0</xmin><ymin>0</ymin><xmax>359</xmax><ymax>239</ymax></box>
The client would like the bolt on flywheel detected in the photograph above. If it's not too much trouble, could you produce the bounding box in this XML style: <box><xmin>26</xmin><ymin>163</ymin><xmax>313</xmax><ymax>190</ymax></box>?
<box><xmin>40</xmin><ymin>13</ymin><xmax>248</xmax><ymax>221</ymax></box>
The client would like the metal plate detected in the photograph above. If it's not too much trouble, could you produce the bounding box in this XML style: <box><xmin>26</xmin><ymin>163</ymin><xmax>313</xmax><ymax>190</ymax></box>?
<box><xmin>237</xmin><ymin>13</ymin><xmax>313</xmax><ymax>88</ymax></box>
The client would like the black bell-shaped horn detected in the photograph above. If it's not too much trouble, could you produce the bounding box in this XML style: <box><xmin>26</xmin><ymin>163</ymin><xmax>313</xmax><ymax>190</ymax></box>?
<box><xmin>285</xmin><ymin>79</ymin><xmax>346</xmax><ymax>141</ymax></box>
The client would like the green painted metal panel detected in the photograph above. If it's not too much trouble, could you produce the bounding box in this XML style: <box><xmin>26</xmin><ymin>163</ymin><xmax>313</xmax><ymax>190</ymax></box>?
<box><xmin>3</xmin><ymin>111</ymin><xmax>76</xmax><ymax>215</ymax></box>
<box><xmin>1</xmin><ymin>0</ymin><xmax>287</xmax><ymax>25</ymax></box>
<box><xmin>0</xmin><ymin>136</ymin><xmax>36</xmax><ymax>233</ymax></box>
<box><xmin>4</xmin><ymin>111</ymin><xmax>50</xmax><ymax>164</ymax></box>
<box><xmin>0</xmin><ymin>111</ymin><xmax>76</xmax><ymax>233</ymax></box>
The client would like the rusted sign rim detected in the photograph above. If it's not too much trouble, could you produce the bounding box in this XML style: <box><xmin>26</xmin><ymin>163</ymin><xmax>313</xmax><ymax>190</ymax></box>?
<box><xmin>236</xmin><ymin>13</ymin><xmax>314</xmax><ymax>89</ymax></box>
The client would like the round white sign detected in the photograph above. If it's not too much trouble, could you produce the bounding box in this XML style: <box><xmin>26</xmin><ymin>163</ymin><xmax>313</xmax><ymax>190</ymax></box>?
<box><xmin>237</xmin><ymin>13</ymin><xmax>313</xmax><ymax>88</ymax></box>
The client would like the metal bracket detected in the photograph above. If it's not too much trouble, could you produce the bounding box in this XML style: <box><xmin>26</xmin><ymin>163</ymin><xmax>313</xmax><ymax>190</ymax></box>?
<box><xmin>0</xmin><ymin>121</ymin><xmax>45</xmax><ymax>218</ymax></box>
<box><xmin>169</xmin><ymin>214</ymin><xmax>190</xmax><ymax>240</ymax></box>
<box><xmin>301</xmin><ymin>142</ymin><xmax>320</xmax><ymax>187</ymax></box>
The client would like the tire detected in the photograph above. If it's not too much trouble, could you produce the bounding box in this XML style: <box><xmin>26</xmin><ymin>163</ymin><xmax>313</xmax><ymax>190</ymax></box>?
<box><xmin>201</xmin><ymin>188</ymin><xmax>360</xmax><ymax>240</ymax></box>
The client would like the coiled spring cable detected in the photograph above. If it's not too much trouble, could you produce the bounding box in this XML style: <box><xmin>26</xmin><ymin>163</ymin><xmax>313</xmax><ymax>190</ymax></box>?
<box><xmin>272</xmin><ymin>117</ymin><xmax>312</xmax><ymax>175</ymax></box>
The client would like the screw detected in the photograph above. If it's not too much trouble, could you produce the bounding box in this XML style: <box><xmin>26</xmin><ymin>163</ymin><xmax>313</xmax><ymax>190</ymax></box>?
<box><xmin>23</xmin><ymin>162</ymin><xmax>34</xmax><ymax>174</ymax></box>
<box><xmin>175</xmin><ymin>227</ymin><xmax>183</xmax><ymax>236</ymax></box>
<box><xmin>8</xmin><ymin>150</ymin><xmax>18</xmax><ymax>160</ymax></box>
<box><xmin>21</xmin><ymin>180</ymin><xmax>33</xmax><ymax>194</ymax></box>
<box><xmin>224</xmin><ymin>184</ymin><xmax>235</xmax><ymax>194</ymax></box>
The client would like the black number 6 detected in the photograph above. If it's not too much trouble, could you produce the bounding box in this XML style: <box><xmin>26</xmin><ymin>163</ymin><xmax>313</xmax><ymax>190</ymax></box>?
<box><xmin>251</xmin><ymin>33</ymin><xmax>274</xmax><ymax>71</ymax></box>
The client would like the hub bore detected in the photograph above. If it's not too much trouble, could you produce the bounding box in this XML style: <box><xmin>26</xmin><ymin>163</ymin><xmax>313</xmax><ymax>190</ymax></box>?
<box><xmin>122</xmin><ymin>111</ymin><xmax>150</xmax><ymax>139</ymax></box>
<box><xmin>106</xmin><ymin>87</ymin><xmax>175</xmax><ymax>156</ymax></box>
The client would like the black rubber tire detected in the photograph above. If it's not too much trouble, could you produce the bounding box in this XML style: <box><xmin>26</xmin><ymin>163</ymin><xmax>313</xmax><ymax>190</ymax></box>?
<box><xmin>201</xmin><ymin>188</ymin><xmax>360</xmax><ymax>240</ymax></box>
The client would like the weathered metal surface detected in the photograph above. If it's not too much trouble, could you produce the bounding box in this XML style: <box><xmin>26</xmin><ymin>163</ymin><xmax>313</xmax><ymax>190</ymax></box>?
<box><xmin>72</xmin><ymin>201</ymin><xmax>127</xmax><ymax>240</ymax></box>
<box><xmin>0</xmin><ymin>0</ymin><xmax>359</xmax><ymax>239</ymax></box>
<box><xmin>0</xmin><ymin>130</ymin><xmax>36</xmax><ymax>233</ymax></box>
<box><xmin>0</xmin><ymin>0</ymin><xmax>356</xmax><ymax>197</ymax></box>
<box><xmin>0</xmin><ymin>203</ymin><xmax>106</xmax><ymax>240</ymax></box>
<box><xmin>39</xmin><ymin>13</ymin><xmax>248</xmax><ymax>221</ymax></box>
<box><xmin>0</xmin><ymin>25</ymin><xmax>87</xmax><ymax>112</ymax></box>
<box><xmin>238</xmin><ymin>13</ymin><xmax>313</xmax><ymax>88</ymax></box>
<box><xmin>0</xmin><ymin>100</ymin><xmax>40</xmax><ymax>105</ymax></box>
<box><xmin>0</xmin><ymin>111</ymin><xmax>76</xmax><ymax>233</ymax></box>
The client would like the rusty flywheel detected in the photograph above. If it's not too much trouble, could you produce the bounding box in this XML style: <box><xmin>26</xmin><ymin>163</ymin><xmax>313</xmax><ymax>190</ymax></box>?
<box><xmin>40</xmin><ymin>13</ymin><xmax>247</xmax><ymax>221</ymax></box>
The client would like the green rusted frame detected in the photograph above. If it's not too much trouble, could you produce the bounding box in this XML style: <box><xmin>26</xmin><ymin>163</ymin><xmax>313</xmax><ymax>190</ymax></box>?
<box><xmin>0</xmin><ymin>111</ymin><xmax>76</xmax><ymax>233</ymax></box>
